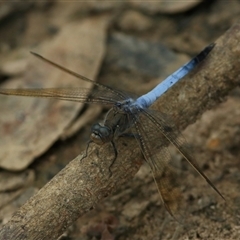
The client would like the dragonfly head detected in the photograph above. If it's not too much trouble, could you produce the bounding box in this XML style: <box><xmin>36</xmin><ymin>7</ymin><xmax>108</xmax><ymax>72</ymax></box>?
<box><xmin>90</xmin><ymin>123</ymin><xmax>113</xmax><ymax>145</ymax></box>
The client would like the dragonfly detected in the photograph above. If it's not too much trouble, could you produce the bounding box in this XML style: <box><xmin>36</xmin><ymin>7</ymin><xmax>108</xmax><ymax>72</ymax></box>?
<box><xmin>0</xmin><ymin>43</ymin><xmax>224</xmax><ymax>220</ymax></box>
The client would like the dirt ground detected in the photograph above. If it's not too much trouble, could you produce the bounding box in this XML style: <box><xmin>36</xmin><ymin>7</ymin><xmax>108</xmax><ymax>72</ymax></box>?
<box><xmin>0</xmin><ymin>1</ymin><xmax>240</xmax><ymax>239</ymax></box>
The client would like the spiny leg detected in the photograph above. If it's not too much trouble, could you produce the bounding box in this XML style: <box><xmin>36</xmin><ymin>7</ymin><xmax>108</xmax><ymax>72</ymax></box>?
<box><xmin>81</xmin><ymin>140</ymin><xmax>93</xmax><ymax>162</ymax></box>
<box><xmin>107</xmin><ymin>131</ymin><xmax>139</xmax><ymax>176</ymax></box>
<box><xmin>108</xmin><ymin>140</ymin><xmax>118</xmax><ymax>177</ymax></box>
<box><xmin>82</xmin><ymin>139</ymin><xmax>118</xmax><ymax>177</ymax></box>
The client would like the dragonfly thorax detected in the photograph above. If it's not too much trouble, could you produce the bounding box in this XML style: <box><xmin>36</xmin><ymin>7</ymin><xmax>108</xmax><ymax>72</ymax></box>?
<box><xmin>115</xmin><ymin>98</ymin><xmax>142</xmax><ymax>114</ymax></box>
<box><xmin>90</xmin><ymin>123</ymin><xmax>113</xmax><ymax>145</ymax></box>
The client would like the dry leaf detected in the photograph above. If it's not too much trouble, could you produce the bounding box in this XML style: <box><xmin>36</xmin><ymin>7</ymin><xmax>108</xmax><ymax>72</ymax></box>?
<box><xmin>0</xmin><ymin>15</ymin><xmax>110</xmax><ymax>170</ymax></box>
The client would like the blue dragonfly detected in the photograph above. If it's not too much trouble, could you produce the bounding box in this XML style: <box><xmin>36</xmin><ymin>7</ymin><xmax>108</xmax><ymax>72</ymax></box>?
<box><xmin>0</xmin><ymin>43</ymin><xmax>224</xmax><ymax>219</ymax></box>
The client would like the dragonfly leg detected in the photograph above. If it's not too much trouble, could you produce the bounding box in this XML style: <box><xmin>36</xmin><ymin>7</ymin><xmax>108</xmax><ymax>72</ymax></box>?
<box><xmin>82</xmin><ymin>140</ymin><xmax>118</xmax><ymax>177</ymax></box>
<box><xmin>81</xmin><ymin>140</ymin><xmax>93</xmax><ymax>161</ymax></box>
<box><xmin>108</xmin><ymin>140</ymin><xmax>118</xmax><ymax>177</ymax></box>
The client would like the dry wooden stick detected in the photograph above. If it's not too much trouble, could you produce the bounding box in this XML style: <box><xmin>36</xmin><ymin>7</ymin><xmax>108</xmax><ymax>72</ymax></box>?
<box><xmin>1</xmin><ymin>22</ymin><xmax>240</xmax><ymax>240</ymax></box>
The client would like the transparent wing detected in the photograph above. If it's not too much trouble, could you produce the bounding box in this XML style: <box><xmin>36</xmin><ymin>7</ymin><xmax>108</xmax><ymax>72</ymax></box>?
<box><xmin>0</xmin><ymin>87</ymin><xmax>125</xmax><ymax>105</ymax></box>
<box><xmin>142</xmin><ymin>108</ymin><xmax>224</xmax><ymax>200</ymax></box>
<box><xmin>133</xmin><ymin>114</ymin><xmax>185</xmax><ymax>220</ymax></box>
<box><xmin>132</xmin><ymin>108</ymin><xmax>224</xmax><ymax>220</ymax></box>
<box><xmin>0</xmin><ymin>53</ymin><xmax>137</xmax><ymax>104</ymax></box>
<box><xmin>30</xmin><ymin>52</ymin><xmax>127</xmax><ymax>100</ymax></box>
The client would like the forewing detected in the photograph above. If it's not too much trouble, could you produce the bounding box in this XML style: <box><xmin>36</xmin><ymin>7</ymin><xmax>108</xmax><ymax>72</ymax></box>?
<box><xmin>0</xmin><ymin>53</ymin><xmax>138</xmax><ymax>105</ymax></box>
<box><xmin>30</xmin><ymin>52</ymin><xmax>128</xmax><ymax>100</ymax></box>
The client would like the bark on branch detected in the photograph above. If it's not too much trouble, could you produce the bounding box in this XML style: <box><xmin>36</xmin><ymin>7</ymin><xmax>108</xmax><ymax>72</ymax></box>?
<box><xmin>1</xmin><ymin>21</ymin><xmax>240</xmax><ymax>240</ymax></box>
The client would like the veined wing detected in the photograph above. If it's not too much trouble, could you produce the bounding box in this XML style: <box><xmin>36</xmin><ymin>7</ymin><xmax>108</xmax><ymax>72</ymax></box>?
<box><xmin>0</xmin><ymin>87</ymin><xmax>125</xmax><ymax>105</ymax></box>
<box><xmin>132</xmin><ymin>108</ymin><xmax>224</xmax><ymax>220</ymax></box>
<box><xmin>30</xmin><ymin>52</ymin><xmax>127</xmax><ymax>100</ymax></box>
<box><xmin>142</xmin><ymin>108</ymin><xmax>224</xmax><ymax>200</ymax></box>
<box><xmin>133</xmin><ymin>113</ymin><xmax>185</xmax><ymax>220</ymax></box>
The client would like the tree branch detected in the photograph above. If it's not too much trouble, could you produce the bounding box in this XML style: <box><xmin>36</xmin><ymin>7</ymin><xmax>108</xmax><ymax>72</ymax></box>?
<box><xmin>1</xmin><ymin>22</ymin><xmax>240</xmax><ymax>240</ymax></box>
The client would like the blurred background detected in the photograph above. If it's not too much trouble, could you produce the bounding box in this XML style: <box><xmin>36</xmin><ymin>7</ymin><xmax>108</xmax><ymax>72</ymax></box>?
<box><xmin>0</xmin><ymin>1</ymin><xmax>240</xmax><ymax>239</ymax></box>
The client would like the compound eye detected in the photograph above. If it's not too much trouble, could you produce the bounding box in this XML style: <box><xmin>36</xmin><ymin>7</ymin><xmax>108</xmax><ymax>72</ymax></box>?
<box><xmin>99</xmin><ymin>127</ymin><xmax>111</xmax><ymax>138</ymax></box>
<box><xmin>91</xmin><ymin>123</ymin><xmax>101</xmax><ymax>132</ymax></box>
